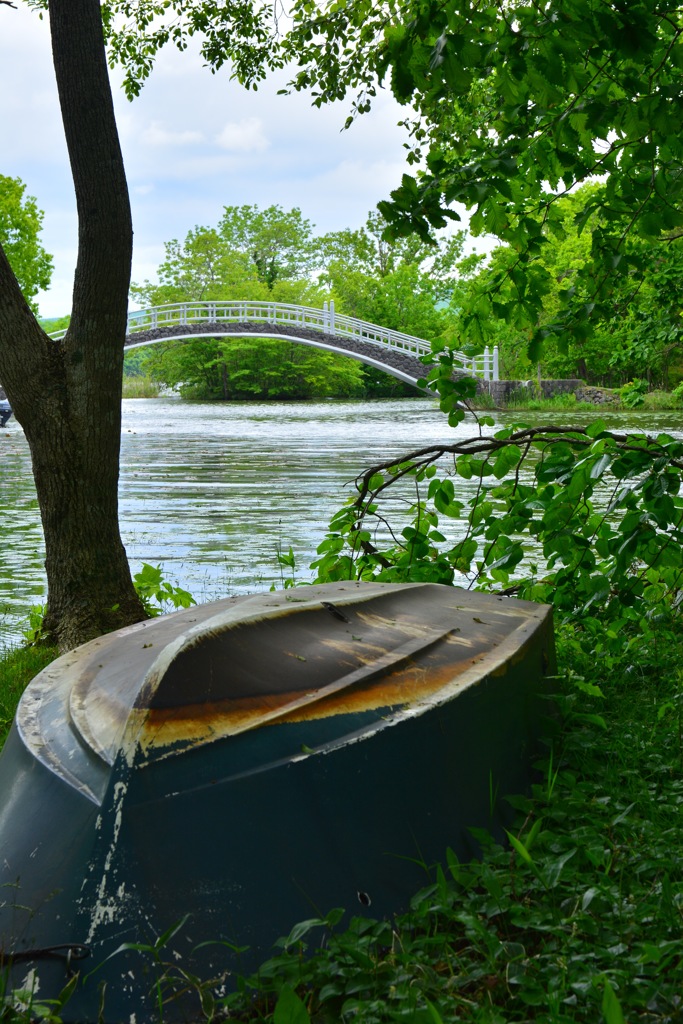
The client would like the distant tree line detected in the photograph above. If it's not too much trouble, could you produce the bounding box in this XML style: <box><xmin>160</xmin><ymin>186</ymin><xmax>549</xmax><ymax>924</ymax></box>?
<box><xmin>127</xmin><ymin>204</ymin><xmax>466</xmax><ymax>401</ymax></box>
<box><xmin>128</xmin><ymin>196</ymin><xmax>683</xmax><ymax>398</ymax></box>
<box><xmin>7</xmin><ymin>189</ymin><xmax>683</xmax><ymax>401</ymax></box>
<box><xmin>454</xmin><ymin>184</ymin><xmax>683</xmax><ymax>389</ymax></box>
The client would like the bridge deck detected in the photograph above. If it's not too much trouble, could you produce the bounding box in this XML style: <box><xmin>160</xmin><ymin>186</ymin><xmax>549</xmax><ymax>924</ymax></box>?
<box><xmin>48</xmin><ymin>300</ymin><xmax>500</xmax><ymax>384</ymax></box>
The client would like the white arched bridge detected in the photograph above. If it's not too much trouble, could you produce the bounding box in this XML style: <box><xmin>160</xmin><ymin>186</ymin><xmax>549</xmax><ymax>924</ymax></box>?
<box><xmin>50</xmin><ymin>301</ymin><xmax>500</xmax><ymax>386</ymax></box>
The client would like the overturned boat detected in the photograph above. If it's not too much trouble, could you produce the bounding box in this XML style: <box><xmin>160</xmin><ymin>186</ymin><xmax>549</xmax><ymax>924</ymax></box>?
<box><xmin>0</xmin><ymin>582</ymin><xmax>554</xmax><ymax>1021</ymax></box>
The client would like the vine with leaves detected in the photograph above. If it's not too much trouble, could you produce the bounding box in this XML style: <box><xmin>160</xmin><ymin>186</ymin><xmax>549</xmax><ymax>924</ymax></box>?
<box><xmin>312</xmin><ymin>365</ymin><xmax>683</xmax><ymax>669</ymax></box>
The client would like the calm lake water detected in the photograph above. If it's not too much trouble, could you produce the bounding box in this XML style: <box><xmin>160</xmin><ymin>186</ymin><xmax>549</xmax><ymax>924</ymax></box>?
<box><xmin>1</xmin><ymin>397</ymin><xmax>682</xmax><ymax>644</ymax></box>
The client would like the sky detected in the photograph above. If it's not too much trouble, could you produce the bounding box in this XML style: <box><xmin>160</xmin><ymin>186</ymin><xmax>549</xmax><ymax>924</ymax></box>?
<box><xmin>2</xmin><ymin>3</ymin><xmax>418</xmax><ymax>318</ymax></box>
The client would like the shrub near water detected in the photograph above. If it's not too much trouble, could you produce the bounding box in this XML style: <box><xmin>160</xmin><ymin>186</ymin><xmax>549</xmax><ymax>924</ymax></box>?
<box><xmin>619</xmin><ymin>378</ymin><xmax>649</xmax><ymax>409</ymax></box>
<box><xmin>311</xmin><ymin>373</ymin><xmax>683</xmax><ymax>666</ymax></box>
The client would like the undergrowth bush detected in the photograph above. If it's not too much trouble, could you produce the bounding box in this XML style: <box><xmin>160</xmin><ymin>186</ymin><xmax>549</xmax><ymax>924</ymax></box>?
<box><xmin>311</xmin><ymin>372</ymin><xmax>683</xmax><ymax>676</ymax></box>
<box><xmin>619</xmin><ymin>378</ymin><xmax>649</xmax><ymax>408</ymax></box>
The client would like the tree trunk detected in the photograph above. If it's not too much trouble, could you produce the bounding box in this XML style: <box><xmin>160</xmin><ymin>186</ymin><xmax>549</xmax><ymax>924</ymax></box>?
<box><xmin>0</xmin><ymin>0</ymin><xmax>147</xmax><ymax>650</ymax></box>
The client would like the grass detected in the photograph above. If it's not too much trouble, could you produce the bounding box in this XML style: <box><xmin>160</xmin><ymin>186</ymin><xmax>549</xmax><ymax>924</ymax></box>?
<box><xmin>0</xmin><ymin>643</ymin><xmax>58</xmax><ymax>747</ymax></box>
<box><xmin>503</xmin><ymin>388</ymin><xmax>683</xmax><ymax>413</ymax></box>
<box><xmin>472</xmin><ymin>391</ymin><xmax>600</xmax><ymax>413</ymax></box>
<box><xmin>0</xmin><ymin>625</ymin><xmax>682</xmax><ymax>1022</ymax></box>
<box><xmin>642</xmin><ymin>389</ymin><xmax>681</xmax><ymax>411</ymax></box>
<box><xmin>122</xmin><ymin>375</ymin><xmax>164</xmax><ymax>399</ymax></box>
<box><xmin>505</xmin><ymin>394</ymin><xmax>603</xmax><ymax>412</ymax></box>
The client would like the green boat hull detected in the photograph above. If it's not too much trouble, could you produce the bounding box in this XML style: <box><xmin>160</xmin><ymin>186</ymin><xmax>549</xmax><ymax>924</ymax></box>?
<box><xmin>0</xmin><ymin>582</ymin><xmax>554</xmax><ymax>1021</ymax></box>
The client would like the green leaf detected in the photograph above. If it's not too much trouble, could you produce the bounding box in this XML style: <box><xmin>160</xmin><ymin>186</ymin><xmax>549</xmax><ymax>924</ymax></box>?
<box><xmin>274</xmin><ymin>986</ymin><xmax>311</xmax><ymax>1024</ymax></box>
<box><xmin>589</xmin><ymin>454</ymin><xmax>611</xmax><ymax>479</ymax></box>
<box><xmin>601</xmin><ymin>978</ymin><xmax>625</xmax><ymax>1024</ymax></box>
<box><xmin>543</xmin><ymin>848</ymin><xmax>577</xmax><ymax>888</ymax></box>
<box><xmin>492</xmin><ymin>444</ymin><xmax>522</xmax><ymax>479</ymax></box>
<box><xmin>572</xmin><ymin>678</ymin><xmax>605</xmax><ymax>698</ymax></box>
<box><xmin>505</xmin><ymin>830</ymin><xmax>534</xmax><ymax>865</ymax></box>
<box><xmin>425</xmin><ymin>999</ymin><xmax>446</xmax><ymax>1024</ymax></box>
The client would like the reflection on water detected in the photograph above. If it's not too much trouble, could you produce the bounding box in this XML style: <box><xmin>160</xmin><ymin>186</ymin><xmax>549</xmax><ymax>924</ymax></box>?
<box><xmin>1</xmin><ymin>397</ymin><xmax>682</xmax><ymax>644</ymax></box>
<box><xmin>118</xmin><ymin>397</ymin><xmax>458</xmax><ymax>608</ymax></box>
<box><xmin>0</xmin><ymin>397</ymin><xmax>450</xmax><ymax>643</ymax></box>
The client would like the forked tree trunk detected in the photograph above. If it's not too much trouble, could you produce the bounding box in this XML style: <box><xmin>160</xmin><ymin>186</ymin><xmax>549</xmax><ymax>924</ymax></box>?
<box><xmin>0</xmin><ymin>0</ymin><xmax>147</xmax><ymax>650</ymax></box>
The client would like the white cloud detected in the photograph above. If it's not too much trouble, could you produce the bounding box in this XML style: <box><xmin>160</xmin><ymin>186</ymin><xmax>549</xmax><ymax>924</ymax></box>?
<box><xmin>3</xmin><ymin>10</ymin><xmax>415</xmax><ymax>317</ymax></box>
<box><xmin>313</xmin><ymin>158</ymin><xmax>407</xmax><ymax>201</ymax></box>
<box><xmin>141</xmin><ymin>121</ymin><xmax>205</xmax><ymax>146</ymax></box>
<box><xmin>133</xmin><ymin>154</ymin><xmax>244</xmax><ymax>181</ymax></box>
<box><xmin>215</xmin><ymin>117</ymin><xmax>269</xmax><ymax>153</ymax></box>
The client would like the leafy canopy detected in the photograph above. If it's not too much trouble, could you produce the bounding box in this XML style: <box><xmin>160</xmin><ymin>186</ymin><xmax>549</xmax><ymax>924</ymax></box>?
<box><xmin>278</xmin><ymin>0</ymin><xmax>683</xmax><ymax>362</ymax></box>
<box><xmin>318</xmin><ymin>211</ymin><xmax>467</xmax><ymax>343</ymax></box>
<box><xmin>101</xmin><ymin>0</ymin><xmax>683</xmax><ymax>363</ymax></box>
<box><xmin>132</xmin><ymin>205</ymin><xmax>321</xmax><ymax>305</ymax></box>
<box><xmin>132</xmin><ymin>226</ymin><xmax>261</xmax><ymax>305</ymax></box>
<box><xmin>453</xmin><ymin>184</ymin><xmax>683</xmax><ymax>386</ymax></box>
<box><xmin>0</xmin><ymin>175</ymin><xmax>53</xmax><ymax>314</ymax></box>
<box><xmin>141</xmin><ymin>336</ymin><xmax>367</xmax><ymax>400</ymax></box>
<box><xmin>219</xmin><ymin>205</ymin><xmax>318</xmax><ymax>288</ymax></box>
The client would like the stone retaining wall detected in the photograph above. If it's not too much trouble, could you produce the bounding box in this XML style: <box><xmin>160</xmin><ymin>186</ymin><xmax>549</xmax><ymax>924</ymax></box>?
<box><xmin>574</xmin><ymin>386</ymin><xmax>620</xmax><ymax>405</ymax></box>
<box><xmin>479</xmin><ymin>379</ymin><xmax>621</xmax><ymax>406</ymax></box>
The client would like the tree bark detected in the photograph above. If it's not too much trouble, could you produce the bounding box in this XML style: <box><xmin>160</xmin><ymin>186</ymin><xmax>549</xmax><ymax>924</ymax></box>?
<box><xmin>0</xmin><ymin>0</ymin><xmax>147</xmax><ymax>650</ymax></box>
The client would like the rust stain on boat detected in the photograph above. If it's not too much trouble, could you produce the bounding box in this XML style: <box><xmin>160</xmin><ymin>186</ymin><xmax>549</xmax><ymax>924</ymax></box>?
<box><xmin>135</xmin><ymin>621</ymin><xmax>546</xmax><ymax>757</ymax></box>
<box><xmin>54</xmin><ymin>584</ymin><xmax>553</xmax><ymax>768</ymax></box>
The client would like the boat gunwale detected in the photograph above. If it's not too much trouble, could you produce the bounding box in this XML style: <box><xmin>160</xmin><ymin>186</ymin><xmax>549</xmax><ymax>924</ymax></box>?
<box><xmin>13</xmin><ymin>584</ymin><xmax>553</xmax><ymax>800</ymax></box>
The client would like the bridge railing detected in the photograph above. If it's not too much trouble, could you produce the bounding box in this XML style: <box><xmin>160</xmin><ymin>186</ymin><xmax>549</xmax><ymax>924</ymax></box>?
<box><xmin>126</xmin><ymin>299</ymin><xmax>437</xmax><ymax>355</ymax></box>
<box><xmin>48</xmin><ymin>301</ymin><xmax>500</xmax><ymax>380</ymax></box>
